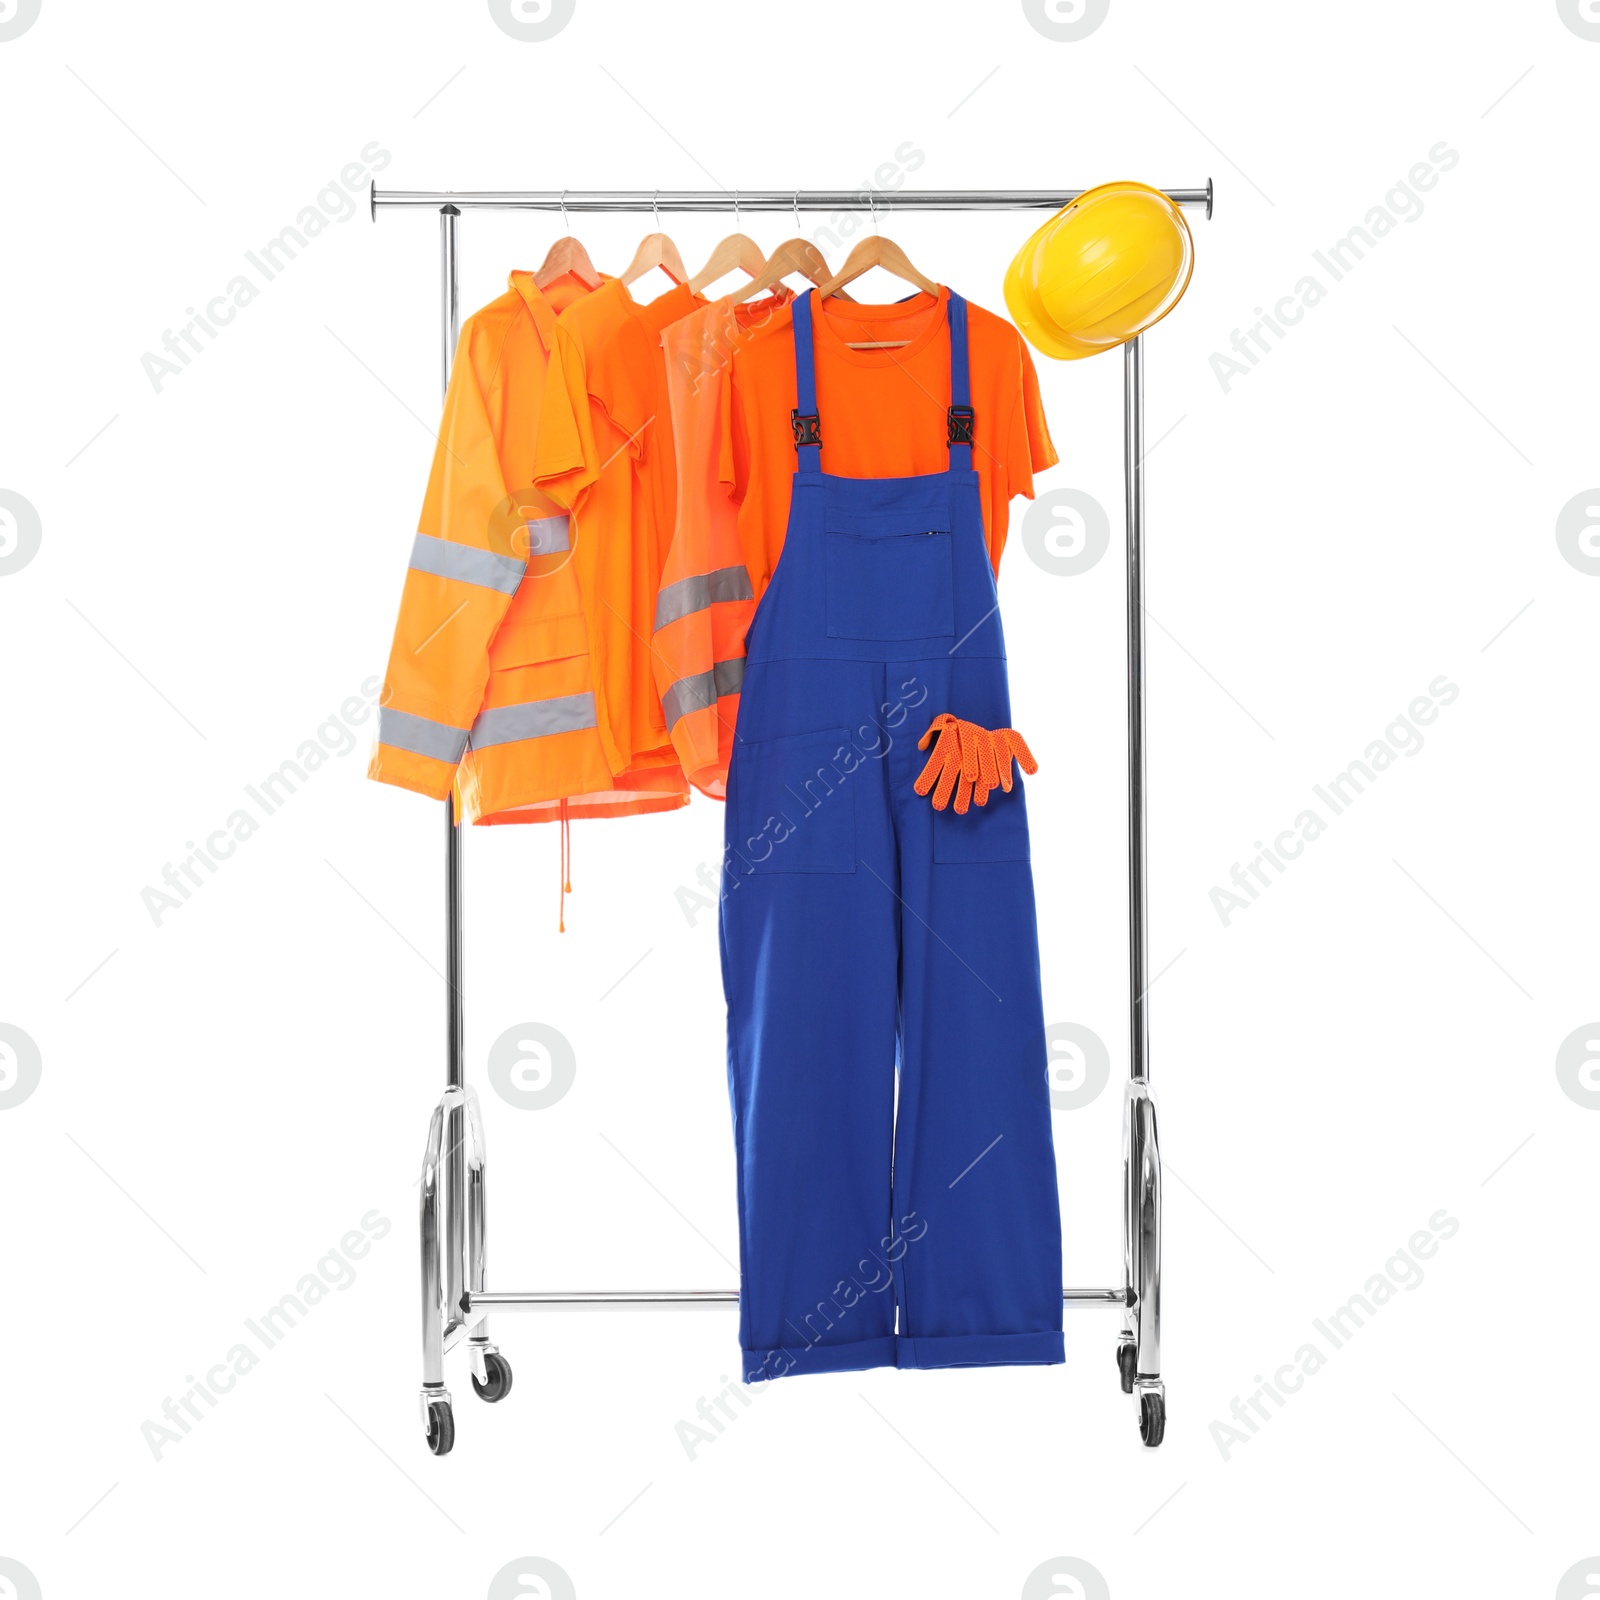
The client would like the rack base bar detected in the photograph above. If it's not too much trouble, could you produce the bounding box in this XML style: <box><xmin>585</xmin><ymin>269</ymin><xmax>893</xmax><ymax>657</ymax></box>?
<box><xmin>462</xmin><ymin>1287</ymin><xmax>1129</xmax><ymax>1312</ymax></box>
<box><xmin>468</xmin><ymin>1291</ymin><xmax>738</xmax><ymax>1311</ymax></box>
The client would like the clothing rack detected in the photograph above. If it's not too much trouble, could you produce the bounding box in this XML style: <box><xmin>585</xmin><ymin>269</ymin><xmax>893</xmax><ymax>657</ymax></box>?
<box><xmin>371</xmin><ymin>181</ymin><xmax>1214</xmax><ymax>1455</ymax></box>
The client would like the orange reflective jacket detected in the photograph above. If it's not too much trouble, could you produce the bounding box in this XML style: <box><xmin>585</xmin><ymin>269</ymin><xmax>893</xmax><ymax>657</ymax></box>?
<box><xmin>368</xmin><ymin>271</ymin><xmax>690</xmax><ymax>826</ymax></box>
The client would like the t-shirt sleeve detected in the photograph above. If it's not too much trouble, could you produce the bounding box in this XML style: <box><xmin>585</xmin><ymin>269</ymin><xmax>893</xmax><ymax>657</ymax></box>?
<box><xmin>586</xmin><ymin>320</ymin><xmax>650</xmax><ymax>452</ymax></box>
<box><xmin>1007</xmin><ymin>338</ymin><xmax>1059</xmax><ymax>503</ymax></box>
<box><xmin>530</xmin><ymin>322</ymin><xmax>597</xmax><ymax>511</ymax></box>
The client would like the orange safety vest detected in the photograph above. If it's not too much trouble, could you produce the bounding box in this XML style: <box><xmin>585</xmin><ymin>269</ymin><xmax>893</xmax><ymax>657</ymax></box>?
<box><xmin>653</xmin><ymin>290</ymin><xmax>792</xmax><ymax>797</ymax></box>
<box><xmin>368</xmin><ymin>271</ymin><xmax>690</xmax><ymax>828</ymax></box>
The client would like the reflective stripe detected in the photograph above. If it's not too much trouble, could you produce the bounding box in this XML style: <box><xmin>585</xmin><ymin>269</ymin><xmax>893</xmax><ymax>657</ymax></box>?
<box><xmin>409</xmin><ymin>533</ymin><xmax>526</xmax><ymax>595</ymax></box>
<box><xmin>379</xmin><ymin>707</ymin><xmax>469</xmax><ymax>764</ymax></box>
<box><xmin>471</xmin><ymin>692</ymin><xmax>597</xmax><ymax>750</ymax></box>
<box><xmin>714</xmin><ymin>655</ymin><xmax>745</xmax><ymax>698</ymax></box>
<box><xmin>523</xmin><ymin>514</ymin><xmax>570</xmax><ymax>555</ymax></box>
<box><xmin>653</xmin><ymin>564</ymin><xmax>755</xmax><ymax>631</ymax></box>
<box><xmin>662</xmin><ymin>655</ymin><xmax>745</xmax><ymax>731</ymax></box>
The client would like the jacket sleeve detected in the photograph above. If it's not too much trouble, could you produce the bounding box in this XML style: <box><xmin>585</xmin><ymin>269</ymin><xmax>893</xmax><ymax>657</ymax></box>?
<box><xmin>368</xmin><ymin>319</ymin><xmax>527</xmax><ymax>801</ymax></box>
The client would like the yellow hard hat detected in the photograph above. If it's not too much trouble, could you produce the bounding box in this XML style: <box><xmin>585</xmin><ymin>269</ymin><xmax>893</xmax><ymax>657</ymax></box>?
<box><xmin>1005</xmin><ymin>181</ymin><xmax>1194</xmax><ymax>360</ymax></box>
<box><xmin>1004</xmin><ymin>219</ymin><xmax>1083</xmax><ymax>361</ymax></box>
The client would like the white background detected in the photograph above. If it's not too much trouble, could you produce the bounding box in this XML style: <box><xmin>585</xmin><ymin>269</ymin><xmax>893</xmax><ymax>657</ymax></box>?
<box><xmin>2</xmin><ymin>2</ymin><xmax>1597</xmax><ymax>1596</ymax></box>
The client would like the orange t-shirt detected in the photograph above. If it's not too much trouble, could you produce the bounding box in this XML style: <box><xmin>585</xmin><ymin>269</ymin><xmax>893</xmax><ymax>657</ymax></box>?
<box><xmin>721</xmin><ymin>288</ymin><xmax>1057</xmax><ymax>595</ymax></box>
<box><xmin>534</xmin><ymin>278</ymin><xmax>708</xmax><ymax>779</ymax></box>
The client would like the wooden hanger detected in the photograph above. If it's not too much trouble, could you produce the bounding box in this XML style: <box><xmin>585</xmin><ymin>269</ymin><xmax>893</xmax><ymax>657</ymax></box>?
<box><xmin>689</xmin><ymin>232</ymin><xmax>766</xmax><ymax>296</ymax></box>
<box><xmin>534</xmin><ymin>235</ymin><xmax>601</xmax><ymax>290</ymax></box>
<box><xmin>815</xmin><ymin>232</ymin><xmax>939</xmax><ymax>349</ymax></box>
<box><xmin>731</xmin><ymin>237</ymin><xmax>853</xmax><ymax>304</ymax></box>
<box><xmin>620</xmin><ymin>221</ymin><xmax>689</xmax><ymax>290</ymax></box>
<box><xmin>815</xmin><ymin>232</ymin><xmax>939</xmax><ymax>300</ymax></box>
<box><xmin>535</xmin><ymin>192</ymin><xmax>602</xmax><ymax>290</ymax></box>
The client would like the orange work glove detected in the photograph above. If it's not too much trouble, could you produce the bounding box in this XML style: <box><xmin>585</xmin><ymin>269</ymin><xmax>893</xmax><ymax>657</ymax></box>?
<box><xmin>914</xmin><ymin>713</ymin><xmax>1038</xmax><ymax>814</ymax></box>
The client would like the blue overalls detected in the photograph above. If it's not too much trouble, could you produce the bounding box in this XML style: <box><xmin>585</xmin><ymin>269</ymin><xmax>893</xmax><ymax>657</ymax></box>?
<box><xmin>721</xmin><ymin>290</ymin><xmax>1064</xmax><ymax>1382</ymax></box>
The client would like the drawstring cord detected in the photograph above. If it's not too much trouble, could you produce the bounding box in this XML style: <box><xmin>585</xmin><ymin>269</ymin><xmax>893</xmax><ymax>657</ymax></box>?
<box><xmin>558</xmin><ymin>799</ymin><xmax>572</xmax><ymax>932</ymax></box>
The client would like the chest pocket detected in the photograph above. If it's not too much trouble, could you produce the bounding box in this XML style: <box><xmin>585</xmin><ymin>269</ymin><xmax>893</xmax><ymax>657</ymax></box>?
<box><xmin>825</xmin><ymin>510</ymin><xmax>955</xmax><ymax>643</ymax></box>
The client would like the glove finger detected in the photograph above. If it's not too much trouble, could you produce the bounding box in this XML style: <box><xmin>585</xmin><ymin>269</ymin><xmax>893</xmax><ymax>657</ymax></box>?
<box><xmin>977</xmin><ymin>727</ymin><xmax>1000</xmax><ymax>792</ymax></box>
<box><xmin>915</xmin><ymin>728</ymin><xmax>955</xmax><ymax>796</ymax></box>
<box><xmin>956</xmin><ymin>721</ymin><xmax>980</xmax><ymax>783</ymax></box>
<box><xmin>1003</xmin><ymin>727</ymin><xmax>1038</xmax><ymax>774</ymax></box>
<box><xmin>959</xmin><ymin>730</ymin><xmax>988</xmax><ymax>806</ymax></box>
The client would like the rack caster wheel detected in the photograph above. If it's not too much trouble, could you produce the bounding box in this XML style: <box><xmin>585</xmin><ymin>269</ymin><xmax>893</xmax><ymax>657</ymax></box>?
<box><xmin>424</xmin><ymin>1395</ymin><xmax>455</xmax><ymax>1456</ymax></box>
<box><xmin>1138</xmin><ymin>1391</ymin><xmax>1166</xmax><ymax>1447</ymax></box>
<box><xmin>1117</xmin><ymin>1342</ymin><xmax>1137</xmax><ymax>1395</ymax></box>
<box><xmin>472</xmin><ymin>1350</ymin><xmax>514</xmax><ymax>1404</ymax></box>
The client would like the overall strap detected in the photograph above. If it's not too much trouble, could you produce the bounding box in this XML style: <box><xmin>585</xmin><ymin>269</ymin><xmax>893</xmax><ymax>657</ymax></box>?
<box><xmin>946</xmin><ymin>292</ymin><xmax>975</xmax><ymax>470</ymax></box>
<box><xmin>790</xmin><ymin>290</ymin><xmax>822</xmax><ymax>474</ymax></box>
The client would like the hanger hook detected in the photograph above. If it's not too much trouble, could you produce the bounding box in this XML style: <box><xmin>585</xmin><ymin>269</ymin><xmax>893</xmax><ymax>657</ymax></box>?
<box><xmin>653</xmin><ymin>189</ymin><xmax>660</xmax><ymax>230</ymax></box>
<box><xmin>560</xmin><ymin>188</ymin><xmax>569</xmax><ymax>233</ymax></box>
<box><xmin>869</xmin><ymin>188</ymin><xmax>879</xmax><ymax>235</ymax></box>
<box><xmin>794</xmin><ymin>188</ymin><xmax>800</xmax><ymax>233</ymax></box>
<box><xmin>733</xmin><ymin>188</ymin><xmax>740</xmax><ymax>227</ymax></box>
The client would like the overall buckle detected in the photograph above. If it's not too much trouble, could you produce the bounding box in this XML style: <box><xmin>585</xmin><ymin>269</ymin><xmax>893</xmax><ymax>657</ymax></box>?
<box><xmin>791</xmin><ymin>409</ymin><xmax>822</xmax><ymax>448</ymax></box>
<box><xmin>947</xmin><ymin>405</ymin><xmax>976</xmax><ymax>445</ymax></box>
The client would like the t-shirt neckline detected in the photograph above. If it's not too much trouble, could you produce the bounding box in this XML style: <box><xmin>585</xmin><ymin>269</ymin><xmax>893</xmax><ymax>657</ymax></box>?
<box><xmin>808</xmin><ymin>286</ymin><xmax>950</xmax><ymax>369</ymax></box>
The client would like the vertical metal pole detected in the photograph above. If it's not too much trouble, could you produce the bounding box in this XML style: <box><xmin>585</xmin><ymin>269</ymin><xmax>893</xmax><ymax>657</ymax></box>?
<box><xmin>440</xmin><ymin>204</ymin><xmax>465</xmax><ymax>1326</ymax></box>
<box><xmin>440</xmin><ymin>205</ymin><xmax>461</xmax><ymax>404</ymax></box>
<box><xmin>1122</xmin><ymin>332</ymin><xmax>1164</xmax><ymax>1437</ymax></box>
<box><xmin>442</xmin><ymin>204</ymin><xmax>463</xmax><ymax>1101</ymax></box>
<box><xmin>1123</xmin><ymin>334</ymin><xmax>1149</xmax><ymax>1086</ymax></box>
<box><xmin>420</xmin><ymin>1102</ymin><xmax>447</xmax><ymax>1386</ymax></box>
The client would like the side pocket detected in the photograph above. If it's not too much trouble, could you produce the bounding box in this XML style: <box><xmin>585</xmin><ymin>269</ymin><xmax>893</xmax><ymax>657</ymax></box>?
<box><xmin>728</xmin><ymin>727</ymin><xmax>857</xmax><ymax>875</ymax></box>
<box><xmin>932</xmin><ymin>779</ymin><xmax>1031</xmax><ymax>865</ymax></box>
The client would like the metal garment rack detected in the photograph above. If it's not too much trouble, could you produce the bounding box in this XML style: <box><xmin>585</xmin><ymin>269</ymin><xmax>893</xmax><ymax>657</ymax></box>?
<box><xmin>372</xmin><ymin>181</ymin><xmax>1213</xmax><ymax>1456</ymax></box>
